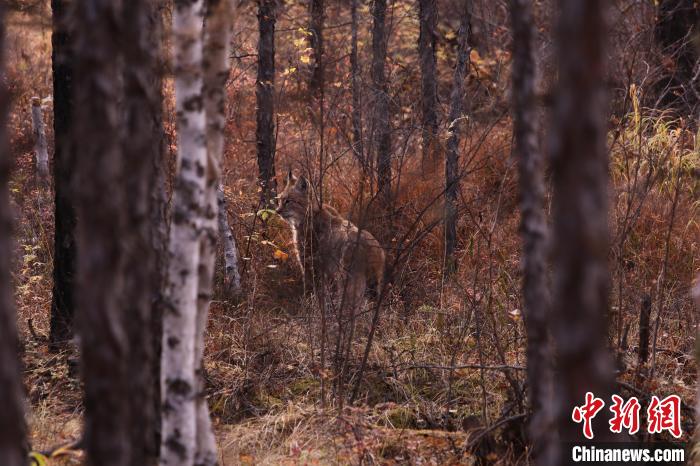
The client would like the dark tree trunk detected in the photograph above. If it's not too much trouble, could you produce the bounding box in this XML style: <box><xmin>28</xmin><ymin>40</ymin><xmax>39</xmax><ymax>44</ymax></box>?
<box><xmin>73</xmin><ymin>1</ymin><xmax>130</xmax><ymax>464</ymax></box>
<box><xmin>510</xmin><ymin>0</ymin><xmax>554</xmax><ymax>463</ymax></box>
<box><xmin>308</xmin><ymin>0</ymin><xmax>324</xmax><ymax>93</ymax></box>
<box><xmin>0</xmin><ymin>5</ymin><xmax>28</xmax><ymax>465</ymax></box>
<box><xmin>549</xmin><ymin>0</ymin><xmax>618</xmax><ymax>452</ymax></box>
<box><xmin>654</xmin><ymin>0</ymin><xmax>699</xmax><ymax>111</ymax></box>
<box><xmin>49</xmin><ymin>0</ymin><xmax>77</xmax><ymax>350</ymax></box>
<box><xmin>371</xmin><ymin>0</ymin><xmax>391</xmax><ymax>202</ymax></box>
<box><xmin>444</xmin><ymin>0</ymin><xmax>471</xmax><ymax>275</ymax></box>
<box><xmin>122</xmin><ymin>0</ymin><xmax>163</xmax><ymax>463</ymax></box>
<box><xmin>419</xmin><ymin>0</ymin><xmax>439</xmax><ymax>171</ymax></box>
<box><xmin>350</xmin><ymin>0</ymin><xmax>364</xmax><ymax>172</ymax></box>
<box><xmin>256</xmin><ymin>0</ymin><xmax>277</xmax><ymax>207</ymax></box>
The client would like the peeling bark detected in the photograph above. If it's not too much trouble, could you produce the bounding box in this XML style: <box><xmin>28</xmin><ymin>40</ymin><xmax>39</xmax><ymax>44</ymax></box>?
<box><xmin>31</xmin><ymin>97</ymin><xmax>49</xmax><ymax>179</ymax></box>
<box><xmin>218</xmin><ymin>185</ymin><xmax>241</xmax><ymax>296</ymax></box>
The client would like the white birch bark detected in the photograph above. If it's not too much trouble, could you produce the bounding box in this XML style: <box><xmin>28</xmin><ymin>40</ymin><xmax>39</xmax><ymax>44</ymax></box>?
<box><xmin>161</xmin><ymin>0</ymin><xmax>207</xmax><ymax>464</ymax></box>
<box><xmin>193</xmin><ymin>1</ymin><xmax>237</xmax><ymax>464</ymax></box>
<box><xmin>30</xmin><ymin>97</ymin><xmax>49</xmax><ymax>179</ymax></box>
<box><xmin>217</xmin><ymin>184</ymin><xmax>241</xmax><ymax>296</ymax></box>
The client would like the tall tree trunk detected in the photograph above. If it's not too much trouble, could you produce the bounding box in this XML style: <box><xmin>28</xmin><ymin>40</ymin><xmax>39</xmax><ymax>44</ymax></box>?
<box><xmin>49</xmin><ymin>0</ymin><xmax>77</xmax><ymax>350</ymax></box>
<box><xmin>444</xmin><ymin>0</ymin><xmax>471</xmax><ymax>276</ymax></box>
<box><xmin>31</xmin><ymin>97</ymin><xmax>49</xmax><ymax>180</ymax></box>
<box><xmin>654</xmin><ymin>0</ymin><xmax>699</xmax><ymax>111</ymax></box>
<box><xmin>418</xmin><ymin>0</ymin><xmax>438</xmax><ymax>173</ymax></box>
<box><xmin>350</xmin><ymin>0</ymin><xmax>364</xmax><ymax>172</ymax></box>
<box><xmin>372</xmin><ymin>0</ymin><xmax>391</xmax><ymax>202</ymax></box>
<box><xmin>308</xmin><ymin>0</ymin><xmax>324</xmax><ymax>93</ymax></box>
<box><xmin>0</xmin><ymin>5</ymin><xmax>28</xmax><ymax>464</ymax></box>
<box><xmin>510</xmin><ymin>0</ymin><xmax>554</xmax><ymax>463</ymax></box>
<box><xmin>161</xmin><ymin>0</ymin><xmax>207</xmax><ymax>464</ymax></box>
<box><xmin>194</xmin><ymin>0</ymin><xmax>237</xmax><ymax>463</ymax></box>
<box><xmin>73</xmin><ymin>0</ymin><xmax>130</xmax><ymax>464</ymax></box>
<box><xmin>549</xmin><ymin>0</ymin><xmax>617</xmax><ymax>453</ymax></box>
<box><xmin>122</xmin><ymin>0</ymin><xmax>163</xmax><ymax>463</ymax></box>
<box><xmin>256</xmin><ymin>0</ymin><xmax>277</xmax><ymax>207</ymax></box>
<box><xmin>218</xmin><ymin>185</ymin><xmax>241</xmax><ymax>296</ymax></box>
<box><xmin>148</xmin><ymin>0</ymin><xmax>168</xmax><ymax>457</ymax></box>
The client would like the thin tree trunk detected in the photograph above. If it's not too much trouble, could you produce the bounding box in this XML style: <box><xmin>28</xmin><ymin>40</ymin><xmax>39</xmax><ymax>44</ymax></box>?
<box><xmin>49</xmin><ymin>0</ymin><xmax>77</xmax><ymax>350</ymax></box>
<box><xmin>693</xmin><ymin>276</ymin><xmax>700</xmax><ymax>466</ymax></box>
<box><xmin>371</xmin><ymin>0</ymin><xmax>391</xmax><ymax>202</ymax></box>
<box><xmin>194</xmin><ymin>0</ymin><xmax>237</xmax><ymax>463</ymax></box>
<box><xmin>308</xmin><ymin>0</ymin><xmax>324</xmax><ymax>93</ymax></box>
<box><xmin>73</xmin><ymin>1</ymin><xmax>130</xmax><ymax>464</ymax></box>
<box><xmin>218</xmin><ymin>185</ymin><xmax>241</xmax><ymax>296</ymax></box>
<box><xmin>148</xmin><ymin>0</ymin><xmax>168</xmax><ymax>456</ymax></box>
<box><xmin>444</xmin><ymin>0</ymin><xmax>471</xmax><ymax>276</ymax></box>
<box><xmin>256</xmin><ymin>0</ymin><xmax>277</xmax><ymax>207</ymax></box>
<box><xmin>418</xmin><ymin>0</ymin><xmax>438</xmax><ymax>173</ymax></box>
<box><xmin>350</xmin><ymin>0</ymin><xmax>364</xmax><ymax>172</ymax></box>
<box><xmin>0</xmin><ymin>5</ymin><xmax>28</xmax><ymax>464</ymax></box>
<box><xmin>549</xmin><ymin>0</ymin><xmax>617</xmax><ymax>453</ymax></box>
<box><xmin>122</xmin><ymin>0</ymin><xmax>163</xmax><ymax>462</ymax></box>
<box><xmin>31</xmin><ymin>97</ymin><xmax>49</xmax><ymax>179</ymax></box>
<box><xmin>509</xmin><ymin>0</ymin><xmax>554</xmax><ymax>463</ymax></box>
<box><xmin>161</xmin><ymin>0</ymin><xmax>207</xmax><ymax>463</ymax></box>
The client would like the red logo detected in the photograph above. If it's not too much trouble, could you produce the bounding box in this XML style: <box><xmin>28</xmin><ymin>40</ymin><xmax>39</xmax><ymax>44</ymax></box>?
<box><xmin>572</xmin><ymin>392</ymin><xmax>606</xmax><ymax>439</ymax></box>
<box><xmin>647</xmin><ymin>395</ymin><xmax>682</xmax><ymax>438</ymax></box>
<box><xmin>609</xmin><ymin>395</ymin><xmax>641</xmax><ymax>435</ymax></box>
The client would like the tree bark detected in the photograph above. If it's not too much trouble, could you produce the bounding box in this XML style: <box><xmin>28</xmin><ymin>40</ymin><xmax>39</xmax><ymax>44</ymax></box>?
<box><xmin>444</xmin><ymin>0</ymin><xmax>471</xmax><ymax>276</ymax></box>
<box><xmin>308</xmin><ymin>0</ymin><xmax>324</xmax><ymax>93</ymax></box>
<box><xmin>218</xmin><ymin>185</ymin><xmax>241</xmax><ymax>296</ymax></box>
<box><xmin>549</xmin><ymin>0</ymin><xmax>617</xmax><ymax>452</ymax></box>
<box><xmin>418</xmin><ymin>0</ymin><xmax>438</xmax><ymax>172</ymax></box>
<box><xmin>654</xmin><ymin>0</ymin><xmax>699</xmax><ymax>111</ymax></box>
<box><xmin>256</xmin><ymin>0</ymin><xmax>277</xmax><ymax>207</ymax></box>
<box><xmin>73</xmin><ymin>1</ymin><xmax>130</xmax><ymax>464</ymax></box>
<box><xmin>371</xmin><ymin>0</ymin><xmax>391</xmax><ymax>202</ymax></box>
<box><xmin>161</xmin><ymin>0</ymin><xmax>207</xmax><ymax>464</ymax></box>
<box><xmin>509</xmin><ymin>0</ymin><xmax>554</xmax><ymax>463</ymax></box>
<box><xmin>350</xmin><ymin>0</ymin><xmax>364</xmax><ymax>172</ymax></box>
<box><xmin>0</xmin><ymin>5</ymin><xmax>28</xmax><ymax>464</ymax></box>
<box><xmin>122</xmin><ymin>0</ymin><xmax>164</xmax><ymax>463</ymax></box>
<box><xmin>31</xmin><ymin>97</ymin><xmax>49</xmax><ymax>179</ymax></box>
<box><xmin>49</xmin><ymin>0</ymin><xmax>77</xmax><ymax>350</ymax></box>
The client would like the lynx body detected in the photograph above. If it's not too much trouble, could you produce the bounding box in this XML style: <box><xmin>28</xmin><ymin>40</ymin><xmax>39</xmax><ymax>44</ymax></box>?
<box><xmin>275</xmin><ymin>172</ymin><xmax>385</xmax><ymax>307</ymax></box>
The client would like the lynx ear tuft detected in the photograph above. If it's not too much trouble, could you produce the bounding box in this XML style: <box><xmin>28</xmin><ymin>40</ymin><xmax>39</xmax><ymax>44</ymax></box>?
<box><xmin>285</xmin><ymin>169</ymin><xmax>297</xmax><ymax>185</ymax></box>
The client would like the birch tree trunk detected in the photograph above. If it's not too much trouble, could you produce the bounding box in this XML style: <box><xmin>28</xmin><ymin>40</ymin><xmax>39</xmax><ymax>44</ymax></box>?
<box><xmin>218</xmin><ymin>184</ymin><xmax>241</xmax><ymax>296</ymax></box>
<box><xmin>444</xmin><ymin>0</ymin><xmax>471</xmax><ymax>276</ymax></box>
<box><xmin>549</xmin><ymin>0</ymin><xmax>617</xmax><ymax>454</ymax></box>
<box><xmin>122</xmin><ymin>0</ymin><xmax>163</xmax><ymax>462</ymax></box>
<box><xmin>31</xmin><ymin>97</ymin><xmax>49</xmax><ymax>179</ymax></box>
<box><xmin>256</xmin><ymin>0</ymin><xmax>277</xmax><ymax>207</ymax></box>
<box><xmin>161</xmin><ymin>0</ymin><xmax>207</xmax><ymax>463</ymax></box>
<box><xmin>0</xmin><ymin>6</ymin><xmax>28</xmax><ymax>464</ymax></box>
<box><xmin>194</xmin><ymin>0</ymin><xmax>236</xmax><ymax>463</ymax></box>
<box><xmin>418</xmin><ymin>0</ymin><xmax>438</xmax><ymax>172</ymax></box>
<box><xmin>73</xmin><ymin>0</ymin><xmax>130</xmax><ymax>464</ymax></box>
<box><xmin>350</xmin><ymin>0</ymin><xmax>364</xmax><ymax>172</ymax></box>
<box><xmin>371</xmin><ymin>0</ymin><xmax>391</xmax><ymax>202</ymax></box>
<box><xmin>510</xmin><ymin>0</ymin><xmax>554</xmax><ymax>463</ymax></box>
<box><xmin>49</xmin><ymin>0</ymin><xmax>77</xmax><ymax>350</ymax></box>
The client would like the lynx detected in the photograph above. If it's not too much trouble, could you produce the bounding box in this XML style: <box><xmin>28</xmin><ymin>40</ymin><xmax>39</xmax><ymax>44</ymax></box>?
<box><xmin>275</xmin><ymin>171</ymin><xmax>385</xmax><ymax>310</ymax></box>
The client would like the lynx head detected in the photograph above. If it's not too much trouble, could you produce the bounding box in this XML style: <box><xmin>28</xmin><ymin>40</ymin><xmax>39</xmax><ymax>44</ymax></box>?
<box><xmin>276</xmin><ymin>170</ymin><xmax>313</xmax><ymax>226</ymax></box>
